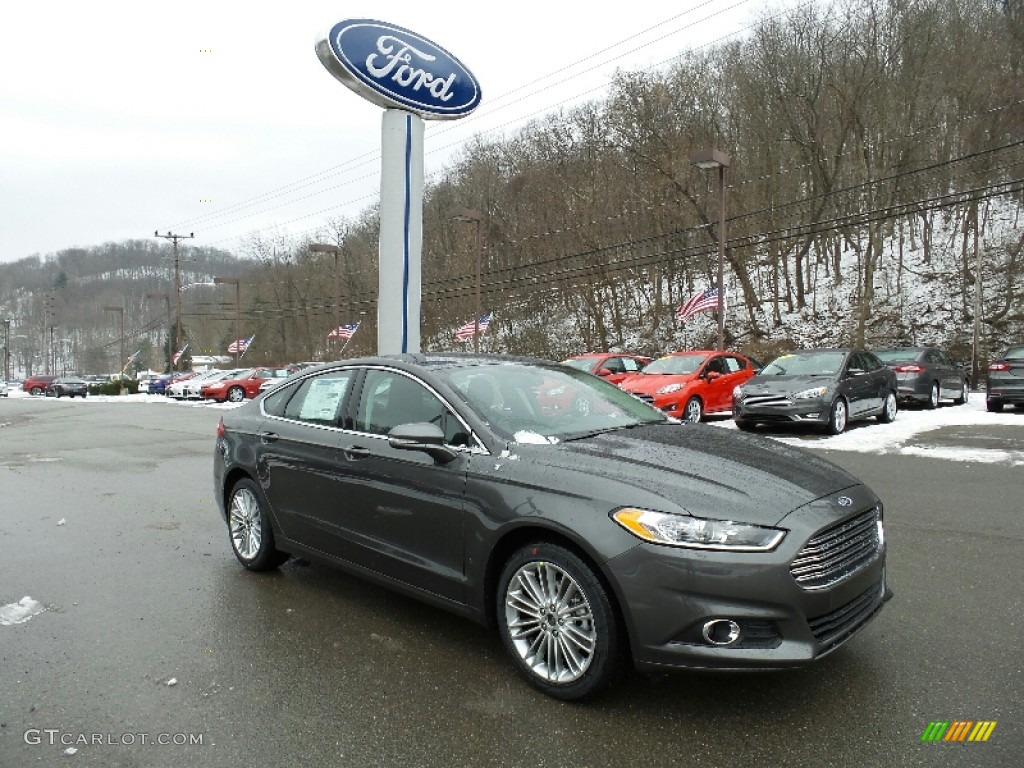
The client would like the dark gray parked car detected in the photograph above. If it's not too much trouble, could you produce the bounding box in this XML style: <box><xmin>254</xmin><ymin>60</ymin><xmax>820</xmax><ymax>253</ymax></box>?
<box><xmin>214</xmin><ymin>354</ymin><xmax>890</xmax><ymax>700</ymax></box>
<box><xmin>986</xmin><ymin>345</ymin><xmax>1024</xmax><ymax>412</ymax></box>
<box><xmin>732</xmin><ymin>348</ymin><xmax>898</xmax><ymax>434</ymax></box>
<box><xmin>873</xmin><ymin>346</ymin><xmax>969</xmax><ymax>408</ymax></box>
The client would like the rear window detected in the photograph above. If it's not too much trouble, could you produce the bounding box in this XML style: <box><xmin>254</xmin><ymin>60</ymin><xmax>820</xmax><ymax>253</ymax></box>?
<box><xmin>1002</xmin><ymin>346</ymin><xmax>1024</xmax><ymax>361</ymax></box>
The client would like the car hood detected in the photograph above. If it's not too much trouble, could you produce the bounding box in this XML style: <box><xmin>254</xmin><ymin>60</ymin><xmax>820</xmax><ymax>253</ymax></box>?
<box><xmin>508</xmin><ymin>424</ymin><xmax>859</xmax><ymax>526</ymax></box>
<box><xmin>739</xmin><ymin>375</ymin><xmax>835</xmax><ymax>396</ymax></box>
<box><xmin>621</xmin><ymin>372</ymin><xmax>697</xmax><ymax>393</ymax></box>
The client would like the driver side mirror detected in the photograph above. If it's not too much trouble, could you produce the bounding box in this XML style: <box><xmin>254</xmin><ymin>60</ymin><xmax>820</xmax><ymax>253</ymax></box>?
<box><xmin>388</xmin><ymin>422</ymin><xmax>459</xmax><ymax>464</ymax></box>
<box><xmin>705</xmin><ymin>371</ymin><xmax>721</xmax><ymax>380</ymax></box>
<box><xmin>597</xmin><ymin>368</ymin><xmax>613</xmax><ymax>377</ymax></box>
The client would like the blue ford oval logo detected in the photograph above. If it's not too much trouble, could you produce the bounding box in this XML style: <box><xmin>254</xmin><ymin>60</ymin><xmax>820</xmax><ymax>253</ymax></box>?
<box><xmin>316</xmin><ymin>19</ymin><xmax>481</xmax><ymax>120</ymax></box>
<box><xmin>837</xmin><ymin>496</ymin><xmax>853</xmax><ymax>507</ymax></box>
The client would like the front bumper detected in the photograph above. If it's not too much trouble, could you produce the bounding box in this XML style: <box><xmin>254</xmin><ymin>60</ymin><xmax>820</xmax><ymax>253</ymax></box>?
<box><xmin>733</xmin><ymin>396</ymin><xmax>830</xmax><ymax>425</ymax></box>
<box><xmin>605</xmin><ymin>491</ymin><xmax>889</xmax><ymax>671</ymax></box>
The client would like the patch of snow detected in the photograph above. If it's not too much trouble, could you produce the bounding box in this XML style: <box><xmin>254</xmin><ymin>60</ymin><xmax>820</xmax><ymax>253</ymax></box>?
<box><xmin>0</xmin><ymin>596</ymin><xmax>46</xmax><ymax>626</ymax></box>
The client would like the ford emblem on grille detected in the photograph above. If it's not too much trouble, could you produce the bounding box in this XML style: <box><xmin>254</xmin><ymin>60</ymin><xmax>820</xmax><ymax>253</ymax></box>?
<box><xmin>316</xmin><ymin>19</ymin><xmax>482</xmax><ymax>120</ymax></box>
<box><xmin>836</xmin><ymin>496</ymin><xmax>853</xmax><ymax>507</ymax></box>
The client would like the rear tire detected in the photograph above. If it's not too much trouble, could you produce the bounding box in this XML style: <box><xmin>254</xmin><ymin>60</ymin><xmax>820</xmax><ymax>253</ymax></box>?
<box><xmin>226</xmin><ymin>478</ymin><xmax>290</xmax><ymax>571</ymax></box>
<box><xmin>926</xmin><ymin>382</ymin><xmax>939</xmax><ymax>409</ymax></box>
<box><xmin>497</xmin><ymin>542</ymin><xmax>622</xmax><ymax>701</ymax></box>
<box><xmin>878</xmin><ymin>392</ymin><xmax>897</xmax><ymax>423</ymax></box>
<box><xmin>953</xmin><ymin>381</ymin><xmax>969</xmax><ymax>405</ymax></box>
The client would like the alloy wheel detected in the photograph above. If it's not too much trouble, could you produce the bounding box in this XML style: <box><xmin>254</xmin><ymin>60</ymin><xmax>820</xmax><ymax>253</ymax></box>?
<box><xmin>229</xmin><ymin>487</ymin><xmax>263</xmax><ymax>561</ymax></box>
<box><xmin>504</xmin><ymin>561</ymin><xmax>597</xmax><ymax>684</ymax></box>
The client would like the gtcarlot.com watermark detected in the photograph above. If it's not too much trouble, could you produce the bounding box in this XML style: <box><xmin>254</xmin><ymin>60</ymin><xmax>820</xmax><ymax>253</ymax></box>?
<box><xmin>24</xmin><ymin>729</ymin><xmax>204</xmax><ymax>747</ymax></box>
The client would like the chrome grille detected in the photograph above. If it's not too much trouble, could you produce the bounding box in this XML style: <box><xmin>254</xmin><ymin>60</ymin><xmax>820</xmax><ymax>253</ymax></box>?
<box><xmin>742</xmin><ymin>394</ymin><xmax>793</xmax><ymax>407</ymax></box>
<box><xmin>791</xmin><ymin>507</ymin><xmax>880</xmax><ymax>589</ymax></box>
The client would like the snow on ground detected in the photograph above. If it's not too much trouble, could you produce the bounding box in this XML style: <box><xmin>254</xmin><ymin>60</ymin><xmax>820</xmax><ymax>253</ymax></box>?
<box><xmin>0</xmin><ymin>596</ymin><xmax>46</xmax><ymax>626</ymax></box>
<box><xmin>711</xmin><ymin>396</ymin><xmax>1024</xmax><ymax>465</ymax></box>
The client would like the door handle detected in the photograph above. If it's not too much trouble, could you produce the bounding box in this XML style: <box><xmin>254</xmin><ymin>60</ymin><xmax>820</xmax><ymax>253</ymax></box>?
<box><xmin>258</xmin><ymin>431</ymin><xmax>278</xmax><ymax>443</ymax></box>
<box><xmin>345</xmin><ymin>445</ymin><xmax>371</xmax><ymax>459</ymax></box>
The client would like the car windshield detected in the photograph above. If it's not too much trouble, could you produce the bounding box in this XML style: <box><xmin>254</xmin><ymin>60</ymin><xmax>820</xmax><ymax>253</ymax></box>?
<box><xmin>873</xmin><ymin>348</ymin><xmax>922</xmax><ymax>363</ymax></box>
<box><xmin>560</xmin><ymin>357</ymin><xmax>599</xmax><ymax>371</ymax></box>
<box><xmin>640</xmin><ymin>354</ymin><xmax>706</xmax><ymax>375</ymax></box>
<box><xmin>762</xmin><ymin>351</ymin><xmax>846</xmax><ymax>376</ymax></box>
<box><xmin>441</xmin><ymin>362</ymin><xmax>667</xmax><ymax>443</ymax></box>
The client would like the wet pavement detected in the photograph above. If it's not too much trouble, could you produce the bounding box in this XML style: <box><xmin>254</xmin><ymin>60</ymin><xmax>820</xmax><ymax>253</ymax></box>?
<box><xmin>0</xmin><ymin>399</ymin><xmax>1020</xmax><ymax>766</ymax></box>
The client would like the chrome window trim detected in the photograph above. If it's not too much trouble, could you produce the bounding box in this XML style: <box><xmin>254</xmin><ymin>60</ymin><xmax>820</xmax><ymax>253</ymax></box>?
<box><xmin>259</xmin><ymin>363</ymin><xmax>491</xmax><ymax>455</ymax></box>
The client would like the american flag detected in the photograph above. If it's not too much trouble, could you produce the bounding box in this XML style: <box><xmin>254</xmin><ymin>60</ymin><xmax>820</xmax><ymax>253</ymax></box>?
<box><xmin>327</xmin><ymin>322</ymin><xmax>360</xmax><ymax>340</ymax></box>
<box><xmin>454</xmin><ymin>314</ymin><xmax>491</xmax><ymax>342</ymax></box>
<box><xmin>227</xmin><ymin>334</ymin><xmax>255</xmax><ymax>354</ymax></box>
<box><xmin>676</xmin><ymin>288</ymin><xmax>725</xmax><ymax>323</ymax></box>
<box><xmin>172</xmin><ymin>344</ymin><xmax>189</xmax><ymax>366</ymax></box>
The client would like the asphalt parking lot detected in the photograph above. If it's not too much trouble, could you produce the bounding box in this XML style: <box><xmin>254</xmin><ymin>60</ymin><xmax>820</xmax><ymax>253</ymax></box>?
<box><xmin>0</xmin><ymin>397</ymin><xmax>1021</xmax><ymax>767</ymax></box>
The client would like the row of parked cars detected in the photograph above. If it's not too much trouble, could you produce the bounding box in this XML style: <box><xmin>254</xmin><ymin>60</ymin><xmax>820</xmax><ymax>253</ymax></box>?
<box><xmin>564</xmin><ymin>344</ymin><xmax>1023</xmax><ymax>434</ymax></box>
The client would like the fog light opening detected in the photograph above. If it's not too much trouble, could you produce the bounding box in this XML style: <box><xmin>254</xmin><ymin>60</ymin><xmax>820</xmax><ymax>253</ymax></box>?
<box><xmin>701</xmin><ymin>619</ymin><xmax>742</xmax><ymax>646</ymax></box>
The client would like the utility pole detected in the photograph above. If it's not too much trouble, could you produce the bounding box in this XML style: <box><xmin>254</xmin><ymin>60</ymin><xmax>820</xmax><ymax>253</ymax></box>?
<box><xmin>154</xmin><ymin>231</ymin><xmax>194</xmax><ymax>367</ymax></box>
<box><xmin>2</xmin><ymin>318</ymin><xmax>10</xmax><ymax>383</ymax></box>
<box><xmin>44</xmin><ymin>293</ymin><xmax>56</xmax><ymax>375</ymax></box>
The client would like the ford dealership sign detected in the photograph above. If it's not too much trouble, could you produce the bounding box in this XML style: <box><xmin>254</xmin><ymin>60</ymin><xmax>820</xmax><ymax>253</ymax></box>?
<box><xmin>316</xmin><ymin>19</ymin><xmax>481</xmax><ymax>120</ymax></box>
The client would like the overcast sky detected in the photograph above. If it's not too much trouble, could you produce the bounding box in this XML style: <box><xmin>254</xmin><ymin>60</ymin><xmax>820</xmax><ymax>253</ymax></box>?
<box><xmin>0</xmin><ymin>1</ymin><xmax>780</xmax><ymax>264</ymax></box>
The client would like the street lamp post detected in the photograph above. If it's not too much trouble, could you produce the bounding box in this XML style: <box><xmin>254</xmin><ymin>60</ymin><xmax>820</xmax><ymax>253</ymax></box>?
<box><xmin>309</xmin><ymin>243</ymin><xmax>343</xmax><ymax>358</ymax></box>
<box><xmin>214</xmin><ymin>277</ymin><xmax>241</xmax><ymax>367</ymax></box>
<box><xmin>689</xmin><ymin>148</ymin><xmax>731</xmax><ymax>351</ymax></box>
<box><xmin>146</xmin><ymin>292</ymin><xmax>172</xmax><ymax>372</ymax></box>
<box><xmin>448</xmin><ymin>207</ymin><xmax>484</xmax><ymax>352</ymax></box>
<box><xmin>103</xmin><ymin>306</ymin><xmax>125</xmax><ymax>378</ymax></box>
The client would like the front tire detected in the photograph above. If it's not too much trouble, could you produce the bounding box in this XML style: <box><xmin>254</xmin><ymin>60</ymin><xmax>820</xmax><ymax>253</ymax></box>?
<box><xmin>826</xmin><ymin>399</ymin><xmax>848</xmax><ymax>435</ymax></box>
<box><xmin>735</xmin><ymin>419</ymin><xmax>756</xmax><ymax>432</ymax></box>
<box><xmin>31</xmin><ymin>387</ymin><xmax>43</xmax><ymax>396</ymax></box>
<box><xmin>226</xmin><ymin>479</ymin><xmax>290</xmax><ymax>571</ymax></box>
<box><xmin>987</xmin><ymin>400</ymin><xmax>1003</xmax><ymax>413</ymax></box>
<box><xmin>227</xmin><ymin>386</ymin><xmax>245</xmax><ymax>403</ymax></box>
<box><xmin>497</xmin><ymin>543</ymin><xmax>621</xmax><ymax>701</ymax></box>
<box><xmin>682</xmin><ymin>397</ymin><xmax>703</xmax><ymax>424</ymax></box>
<box><xmin>878</xmin><ymin>392</ymin><xmax>897</xmax><ymax>423</ymax></box>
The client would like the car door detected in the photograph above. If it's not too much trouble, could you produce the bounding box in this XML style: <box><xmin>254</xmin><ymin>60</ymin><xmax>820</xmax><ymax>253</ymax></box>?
<box><xmin>861</xmin><ymin>351</ymin><xmax>891</xmax><ymax>413</ymax></box>
<box><xmin>257</xmin><ymin>368</ymin><xmax>380</xmax><ymax>571</ymax></box>
<box><xmin>842</xmin><ymin>352</ymin><xmax>876</xmax><ymax>417</ymax></box>
<box><xmin>932</xmin><ymin>349</ymin><xmax>959</xmax><ymax>398</ymax></box>
<box><xmin>339</xmin><ymin>368</ymin><xmax>470</xmax><ymax>603</ymax></box>
<box><xmin>700</xmin><ymin>355</ymin><xmax>732</xmax><ymax>412</ymax></box>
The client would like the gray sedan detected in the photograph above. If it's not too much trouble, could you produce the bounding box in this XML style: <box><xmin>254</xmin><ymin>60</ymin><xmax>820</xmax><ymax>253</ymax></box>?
<box><xmin>213</xmin><ymin>354</ymin><xmax>890</xmax><ymax>700</ymax></box>
<box><xmin>873</xmin><ymin>346</ymin><xmax>969</xmax><ymax>408</ymax></box>
<box><xmin>733</xmin><ymin>348</ymin><xmax>898</xmax><ymax>434</ymax></box>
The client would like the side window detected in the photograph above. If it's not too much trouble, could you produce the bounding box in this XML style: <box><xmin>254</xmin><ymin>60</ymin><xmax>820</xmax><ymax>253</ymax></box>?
<box><xmin>863</xmin><ymin>352</ymin><xmax>882</xmax><ymax>371</ymax></box>
<box><xmin>724</xmin><ymin>356</ymin><xmax>743</xmax><ymax>373</ymax></box>
<box><xmin>280</xmin><ymin>370</ymin><xmax>355</xmax><ymax>427</ymax></box>
<box><xmin>621</xmin><ymin>357</ymin><xmax>642</xmax><ymax>373</ymax></box>
<box><xmin>355</xmin><ymin>370</ymin><xmax>468</xmax><ymax>446</ymax></box>
<box><xmin>705</xmin><ymin>357</ymin><xmax>726</xmax><ymax>375</ymax></box>
<box><xmin>263</xmin><ymin>380</ymin><xmax>299</xmax><ymax>417</ymax></box>
<box><xmin>603</xmin><ymin>357</ymin><xmax>625</xmax><ymax>374</ymax></box>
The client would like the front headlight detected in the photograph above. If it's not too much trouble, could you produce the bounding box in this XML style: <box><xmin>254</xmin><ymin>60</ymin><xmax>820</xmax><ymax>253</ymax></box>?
<box><xmin>656</xmin><ymin>383</ymin><xmax>684</xmax><ymax>394</ymax></box>
<box><xmin>792</xmin><ymin>386</ymin><xmax>828</xmax><ymax>399</ymax></box>
<box><xmin>612</xmin><ymin>508</ymin><xmax>785</xmax><ymax>551</ymax></box>
<box><xmin>732</xmin><ymin>385</ymin><xmax>744</xmax><ymax>400</ymax></box>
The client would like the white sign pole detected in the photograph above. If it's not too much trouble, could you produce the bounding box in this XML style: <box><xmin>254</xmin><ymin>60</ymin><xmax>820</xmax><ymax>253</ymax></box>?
<box><xmin>378</xmin><ymin>109</ymin><xmax>424</xmax><ymax>355</ymax></box>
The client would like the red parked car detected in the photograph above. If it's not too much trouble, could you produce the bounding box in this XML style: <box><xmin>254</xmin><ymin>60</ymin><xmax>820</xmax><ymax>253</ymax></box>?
<box><xmin>22</xmin><ymin>375</ymin><xmax>57</xmax><ymax>395</ymax></box>
<box><xmin>618</xmin><ymin>350</ymin><xmax>760</xmax><ymax>423</ymax></box>
<box><xmin>201</xmin><ymin>367</ymin><xmax>296</xmax><ymax>403</ymax></box>
<box><xmin>560</xmin><ymin>352</ymin><xmax>652</xmax><ymax>385</ymax></box>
